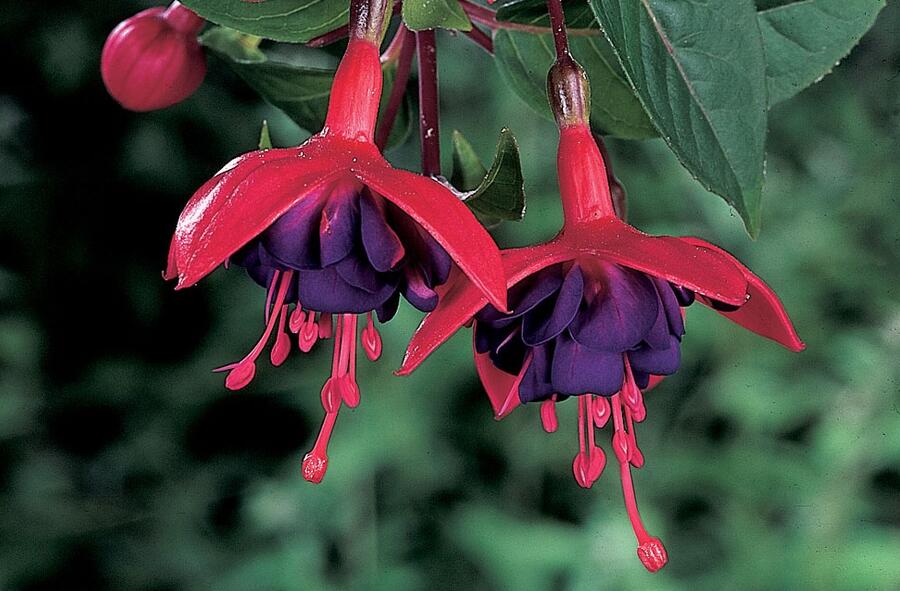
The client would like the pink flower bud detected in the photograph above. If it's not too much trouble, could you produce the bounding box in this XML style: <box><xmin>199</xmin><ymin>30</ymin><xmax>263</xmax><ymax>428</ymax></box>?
<box><xmin>101</xmin><ymin>2</ymin><xmax>206</xmax><ymax>112</ymax></box>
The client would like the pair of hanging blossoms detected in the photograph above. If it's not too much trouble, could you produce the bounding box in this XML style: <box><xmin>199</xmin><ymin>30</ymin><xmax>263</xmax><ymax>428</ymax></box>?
<box><xmin>102</xmin><ymin>0</ymin><xmax>803</xmax><ymax>572</ymax></box>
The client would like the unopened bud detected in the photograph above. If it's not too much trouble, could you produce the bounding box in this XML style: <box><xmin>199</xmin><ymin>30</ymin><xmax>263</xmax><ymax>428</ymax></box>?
<box><xmin>101</xmin><ymin>2</ymin><xmax>206</xmax><ymax>112</ymax></box>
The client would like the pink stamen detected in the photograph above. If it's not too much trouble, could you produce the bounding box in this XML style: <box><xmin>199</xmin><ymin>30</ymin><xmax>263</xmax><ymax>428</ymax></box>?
<box><xmin>592</xmin><ymin>395</ymin><xmax>611</xmax><ymax>428</ymax></box>
<box><xmin>361</xmin><ymin>311</ymin><xmax>383</xmax><ymax>361</ymax></box>
<box><xmin>625</xmin><ymin>406</ymin><xmax>645</xmax><ymax>468</ymax></box>
<box><xmin>337</xmin><ymin>314</ymin><xmax>360</xmax><ymax>408</ymax></box>
<box><xmin>270</xmin><ymin>304</ymin><xmax>291</xmax><ymax>366</ymax></box>
<box><xmin>302</xmin><ymin>410</ymin><xmax>338</xmax><ymax>484</ymax></box>
<box><xmin>610</xmin><ymin>394</ymin><xmax>667</xmax><ymax>572</ymax></box>
<box><xmin>540</xmin><ymin>396</ymin><xmax>558</xmax><ymax>433</ymax></box>
<box><xmin>289</xmin><ymin>304</ymin><xmax>306</xmax><ymax>333</ymax></box>
<box><xmin>264</xmin><ymin>270</ymin><xmax>281</xmax><ymax>325</ymax></box>
<box><xmin>299</xmin><ymin>311</ymin><xmax>319</xmax><ymax>352</ymax></box>
<box><xmin>320</xmin><ymin>315</ymin><xmax>344</xmax><ymax>413</ymax></box>
<box><xmin>318</xmin><ymin>313</ymin><xmax>333</xmax><ymax>339</ymax></box>
<box><xmin>572</xmin><ymin>395</ymin><xmax>605</xmax><ymax>488</ymax></box>
<box><xmin>215</xmin><ymin>270</ymin><xmax>294</xmax><ymax>390</ymax></box>
<box><xmin>622</xmin><ymin>357</ymin><xmax>647</xmax><ymax>422</ymax></box>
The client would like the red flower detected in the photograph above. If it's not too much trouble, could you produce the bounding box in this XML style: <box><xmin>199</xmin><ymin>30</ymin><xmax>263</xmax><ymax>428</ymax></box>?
<box><xmin>398</xmin><ymin>57</ymin><xmax>803</xmax><ymax>572</ymax></box>
<box><xmin>165</xmin><ymin>0</ymin><xmax>507</xmax><ymax>484</ymax></box>
<box><xmin>101</xmin><ymin>2</ymin><xmax>206</xmax><ymax>112</ymax></box>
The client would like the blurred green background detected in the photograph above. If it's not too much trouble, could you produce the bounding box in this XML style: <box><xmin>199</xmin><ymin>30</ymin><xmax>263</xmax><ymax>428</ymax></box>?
<box><xmin>1</xmin><ymin>1</ymin><xmax>899</xmax><ymax>589</ymax></box>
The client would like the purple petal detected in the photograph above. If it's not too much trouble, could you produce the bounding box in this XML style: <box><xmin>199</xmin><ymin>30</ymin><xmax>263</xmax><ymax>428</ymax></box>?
<box><xmin>570</xmin><ymin>265</ymin><xmax>658</xmax><ymax>352</ymax></box>
<box><xmin>652</xmin><ymin>277</ymin><xmax>685</xmax><ymax>338</ymax></box>
<box><xmin>642</xmin><ymin>290</ymin><xmax>673</xmax><ymax>350</ymax></box>
<box><xmin>672</xmin><ymin>284</ymin><xmax>695</xmax><ymax>306</ymax></box>
<box><xmin>261</xmin><ymin>197</ymin><xmax>322</xmax><ymax>269</ymax></box>
<box><xmin>551</xmin><ymin>335</ymin><xmax>624</xmax><ymax>396</ymax></box>
<box><xmin>522</xmin><ymin>264</ymin><xmax>584</xmax><ymax>346</ymax></box>
<box><xmin>488</xmin><ymin>327</ymin><xmax>528</xmax><ymax>375</ymax></box>
<box><xmin>519</xmin><ymin>343</ymin><xmax>555</xmax><ymax>404</ymax></box>
<box><xmin>376</xmin><ymin>291</ymin><xmax>400</xmax><ymax>323</ymax></box>
<box><xmin>420</xmin><ymin>232</ymin><xmax>452</xmax><ymax>287</ymax></box>
<box><xmin>360</xmin><ymin>193</ymin><xmax>405</xmax><ymax>272</ymax></box>
<box><xmin>403</xmin><ymin>269</ymin><xmax>439</xmax><ymax>311</ymax></box>
<box><xmin>628</xmin><ymin>339</ymin><xmax>681</xmax><ymax>376</ymax></box>
<box><xmin>334</xmin><ymin>251</ymin><xmax>396</xmax><ymax>294</ymax></box>
<box><xmin>319</xmin><ymin>193</ymin><xmax>359</xmax><ymax>267</ymax></box>
<box><xmin>297</xmin><ymin>267</ymin><xmax>393</xmax><ymax>314</ymax></box>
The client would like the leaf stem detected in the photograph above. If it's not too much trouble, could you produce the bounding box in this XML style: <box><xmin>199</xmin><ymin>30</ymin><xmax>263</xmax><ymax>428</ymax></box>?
<box><xmin>306</xmin><ymin>25</ymin><xmax>349</xmax><ymax>48</ymax></box>
<box><xmin>457</xmin><ymin>0</ymin><xmax>597</xmax><ymax>37</ymax></box>
<box><xmin>376</xmin><ymin>26</ymin><xmax>416</xmax><ymax>149</ymax></box>
<box><xmin>463</xmin><ymin>25</ymin><xmax>494</xmax><ymax>54</ymax></box>
<box><xmin>416</xmin><ymin>30</ymin><xmax>441</xmax><ymax>176</ymax></box>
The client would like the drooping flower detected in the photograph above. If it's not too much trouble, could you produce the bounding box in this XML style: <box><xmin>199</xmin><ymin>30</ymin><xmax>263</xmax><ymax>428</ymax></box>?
<box><xmin>165</xmin><ymin>0</ymin><xmax>507</xmax><ymax>484</ymax></box>
<box><xmin>398</xmin><ymin>56</ymin><xmax>804</xmax><ymax>572</ymax></box>
<box><xmin>101</xmin><ymin>2</ymin><xmax>206</xmax><ymax>112</ymax></box>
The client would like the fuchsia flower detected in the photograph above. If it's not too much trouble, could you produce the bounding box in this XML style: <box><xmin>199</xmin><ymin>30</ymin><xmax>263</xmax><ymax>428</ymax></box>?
<box><xmin>164</xmin><ymin>0</ymin><xmax>507</xmax><ymax>484</ymax></box>
<box><xmin>398</xmin><ymin>57</ymin><xmax>804</xmax><ymax>572</ymax></box>
<box><xmin>101</xmin><ymin>2</ymin><xmax>206</xmax><ymax>112</ymax></box>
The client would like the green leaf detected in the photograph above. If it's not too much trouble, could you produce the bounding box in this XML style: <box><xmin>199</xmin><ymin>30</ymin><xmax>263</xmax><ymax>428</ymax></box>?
<box><xmin>493</xmin><ymin>30</ymin><xmax>657</xmax><ymax>140</ymax></box>
<box><xmin>200</xmin><ymin>27</ymin><xmax>410</xmax><ymax>147</ymax></box>
<box><xmin>180</xmin><ymin>0</ymin><xmax>348</xmax><ymax>43</ymax></box>
<box><xmin>496</xmin><ymin>0</ymin><xmax>599</xmax><ymax>29</ymax></box>
<box><xmin>758</xmin><ymin>0</ymin><xmax>885</xmax><ymax>104</ymax></box>
<box><xmin>402</xmin><ymin>0</ymin><xmax>472</xmax><ymax>31</ymax></box>
<box><xmin>258</xmin><ymin>120</ymin><xmax>273</xmax><ymax>149</ymax></box>
<box><xmin>589</xmin><ymin>0</ymin><xmax>768</xmax><ymax>236</ymax></box>
<box><xmin>450</xmin><ymin>131</ymin><xmax>488</xmax><ymax>191</ymax></box>
<box><xmin>452</xmin><ymin>129</ymin><xmax>526</xmax><ymax>227</ymax></box>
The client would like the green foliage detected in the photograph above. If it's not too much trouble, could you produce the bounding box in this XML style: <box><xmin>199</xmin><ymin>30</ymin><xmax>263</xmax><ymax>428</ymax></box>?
<box><xmin>181</xmin><ymin>0</ymin><xmax>349</xmax><ymax>43</ymax></box>
<box><xmin>759</xmin><ymin>0</ymin><xmax>886</xmax><ymax>104</ymax></box>
<box><xmin>589</xmin><ymin>0</ymin><xmax>768</xmax><ymax>237</ymax></box>
<box><xmin>452</xmin><ymin>129</ymin><xmax>527</xmax><ymax>226</ymax></box>
<box><xmin>258</xmin><ymin>121</ymin><xmax>274</xmax><ymax>150</ymax></box>
<box><xmin>401</xmin><ymin>0</ymin><xmax>472</xmax><ymax>31</ymax></box>
<box><xmin>495</xmin><ymin>0</ymin><xmax>598</xmax><ymax>28</ymax></box>
<box><xmin>493</xmin><ymin>30</ymin><xmax>657</xmax><ymax>139</ymax></box>
<box><xmin>200</xmin><ymin>27</ymin><xmax>410</xmax><ymax>145</ymax></box>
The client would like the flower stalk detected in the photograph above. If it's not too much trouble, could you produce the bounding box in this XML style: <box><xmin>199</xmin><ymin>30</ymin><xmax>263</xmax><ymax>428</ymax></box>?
<box><xmin>417</xmin><ymin>30</ymin><xmax>442</xmax><ymax>176</ymax></box>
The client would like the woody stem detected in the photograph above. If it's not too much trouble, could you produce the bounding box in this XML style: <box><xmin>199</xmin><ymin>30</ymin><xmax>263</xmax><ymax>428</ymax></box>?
<box><xmin>546</xmin><ymin>0</ymin><xmax>570</xmax><ymax>57</ymax></box>
<box><xmin>417</xmin><ymin>30</ymin><xmax>441</xmax><ymax>176</ymax></box>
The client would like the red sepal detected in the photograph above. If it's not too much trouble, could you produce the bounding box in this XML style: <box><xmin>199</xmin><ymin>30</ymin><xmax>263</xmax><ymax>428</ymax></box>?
<box><xmin>397</xmin><ymin>243</ymin><xmax>571</xmax><ymax>376</ymax></box>
<box><xmin>474</xmin><ymin>348</ymin><xmax>525</xmax><ymax>420</ymax></box>
<box><xmin>680</xmin><ymin>238</ymin><xmax>805</xmax><ymax>351</ymax></box>
<box><xmin>561</xmin><ymin>218</ymin><xmax>748</xmax><ymax>306</ymax></box>
<box><xmin>165</xmin><ymin>139</ymin><xmax>346</xmax><ymax>288</ymax></box>
<box><xmin>355</xmin><ymin>157</ymin><xmax>508</xmax><ymax>313</ymax></box>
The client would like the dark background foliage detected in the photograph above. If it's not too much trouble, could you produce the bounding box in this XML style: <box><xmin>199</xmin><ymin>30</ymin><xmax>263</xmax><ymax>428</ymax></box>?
<box><xmin>1</xmin><ymin>1</ymin><xmax>898</xmax><ymax>589</ymax></box>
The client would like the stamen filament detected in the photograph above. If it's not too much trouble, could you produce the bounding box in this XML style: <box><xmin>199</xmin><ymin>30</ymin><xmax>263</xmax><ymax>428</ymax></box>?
<box><xmin>302</xmin><ymin>410</ymin><xmax>338</xmax><ymax>483</ymax></box>
<box><xmin>264</xmin><ymin>269</ymin><xmax>281</xmax><ymax>325</ymax></box>
<box><xmin>216</xmin><ymin>270</ymin><xmax>294</xmax><ymax>390</ymax></box>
